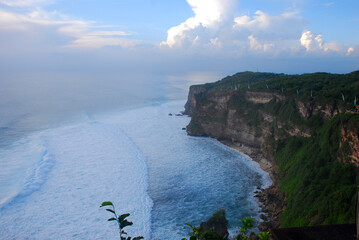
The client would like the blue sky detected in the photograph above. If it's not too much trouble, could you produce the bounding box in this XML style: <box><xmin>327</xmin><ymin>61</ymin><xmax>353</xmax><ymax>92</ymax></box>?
<box><xmin>0</xmin><ymin>0</ymin><xmax>358</xmax><ymax>76</ymax></box>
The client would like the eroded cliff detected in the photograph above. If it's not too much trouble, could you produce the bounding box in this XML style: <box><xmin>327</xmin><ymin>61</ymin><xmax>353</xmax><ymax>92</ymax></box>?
<box><xmin>184</xmin><ymin>71</ymin><xmax>359</xmax><ymax>230</ymax></box>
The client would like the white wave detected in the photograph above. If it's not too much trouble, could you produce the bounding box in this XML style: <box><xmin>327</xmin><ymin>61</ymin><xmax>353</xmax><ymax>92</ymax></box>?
<box><xmin>0</xmin><ymin>135</ymin><xmax>47</xmax><ymax>207</ymax></box>
<box><xmin>0</xmin><ymin>100</ymin><xmax>272</xmax><ymax>239</ymax></box>
<box><xmin>0</xmin><ymin>121</ymin><xmax>152</xmax><ymax>239</ymax></box>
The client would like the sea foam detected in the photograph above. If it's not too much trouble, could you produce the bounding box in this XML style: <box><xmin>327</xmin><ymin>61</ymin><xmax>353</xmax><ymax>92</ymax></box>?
<box><xmin>0</xmin><ymin>120</ymin><xmax>152</xmax><ymax>239</ymax></box>
<box><xmin>0</xmin><ymin>100</ymin><xmax>271</xmax><ymax>239</ymax></box>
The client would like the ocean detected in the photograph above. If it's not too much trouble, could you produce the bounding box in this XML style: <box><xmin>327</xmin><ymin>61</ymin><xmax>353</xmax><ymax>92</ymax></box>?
<box><xmin>0</xmin><ymin>72</ymin><xmax>271</xmax><ymax>239</ymax></box>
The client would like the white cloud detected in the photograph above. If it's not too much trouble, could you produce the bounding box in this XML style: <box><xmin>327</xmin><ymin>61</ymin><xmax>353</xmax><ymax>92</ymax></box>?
<box><xmin>248</xmin><ymin>35</ymin><xmax>273</xmax><ymax>52</ymax></box>
<box><xmin>0</xmin><ymin>7</ymin><xmax>137</xmax><ymax>49</ymax></box>
<box><xmin>161</xmin><ymin>1</ymin><xmax>354</xmax><ymax>59</ymax></box>
<box><xmin>161</xmin><ymin>0</ymin><xmax>236</xmax><ymax>48</ymax></box>
<box><xmin>162</xmin><ymin>2</ymin><xmax>307</xmax><ymax>56</ymax></box>
<box><xmin>64</xmin><ymin>36</ymin><xmax>138</xmax><ymax>49</ymax></box>
<box><xmin>346</xmin><ymin>47</ymin><xmax>354</xmax><ymax>55</ymax></box>
<box><xmin>300</xmin><ymin>30</ymin><xmax>347</xmax><ymax>54</ymax></box>
<box><xmin>186</xmin><ymin>0</ymin><xmax>235</xmax><ymax>27</ymax></box>
<box><xmin>300</xmin><ymin>30</ymin><xmax>325</xmax><ymax>51</ymax></box>
<box><xmin>161</xmin><ymin>17</ymin><xmax>200</xmax><ymax>48</ymax></box>
<box><xmin>233</xmin><ymin>11</ymin><xmax>306</xmax><ymax>40</ymax></box>
<box><xmin>209</xmin><ymin>37</ymin><xmax>221</xmax><ymax>47</ymax></box>
<box><xmin>345</xmin><ymin>47</ymin><xmax>359</xmax><ymax>57</ymax></box>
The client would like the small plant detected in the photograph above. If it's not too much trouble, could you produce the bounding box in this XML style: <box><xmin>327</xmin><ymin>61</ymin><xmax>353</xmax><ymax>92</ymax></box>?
<box><xmin>181</xmin><ymin>223</ymin><xmax>213</xmax><ymax>240</ymax></box>
<box><xmin>234</xmin><ymin>217</ymin><xmax>270</xmax><ymax>240</ymax></box>
<box><xmin>234</xmin><ymin>217</ymin><xmax>254</xmax><ymax>240</ymax></box>
<box><xmin>257</xmin><ymin>231</ymin><xmax>269</xmax><ymax>240</ymax></box>
<box><xmin>100</xmin><ymin>201</ymin><xmax>144</xmax><ymax>240</ymax></box>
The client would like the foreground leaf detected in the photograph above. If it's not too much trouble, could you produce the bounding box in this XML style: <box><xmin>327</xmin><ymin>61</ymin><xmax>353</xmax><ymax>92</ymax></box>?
<box><xmin>118</xmin><ymin>213</ymin><xmax>131</xmax><ymax>222</ymax></box>
<box><xmin>120</xmin><ymin>219</ymin><xmax>133</xmax><ymax>229</ymax></box>
<box><xmin>100</xmin><ymin>201</ymin><xmax>113</xmax><ymax>207</ymax></box>
<box><xmin>106</xmin><ymin>209</ymin><xmax>116</xmax><ymax>214</ymax></box>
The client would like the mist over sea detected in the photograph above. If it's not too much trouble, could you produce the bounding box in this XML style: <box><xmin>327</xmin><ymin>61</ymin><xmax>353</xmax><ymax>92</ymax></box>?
<box><xmin>0</xmin><ymin>72</ymin><xmax>271</xmax><ymax>239</ymax></box>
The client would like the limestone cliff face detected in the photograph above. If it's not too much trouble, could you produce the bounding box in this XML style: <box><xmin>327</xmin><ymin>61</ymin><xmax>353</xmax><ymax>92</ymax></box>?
<box><xmin>184</xmin><ymin>85</ymin><xmax>208</xmax><ymax>116</ymax></box>
<box><xmin>184</xmin><ymin>85</ymin><xmax>349</xmax><ymax>156</ymax></box>
<box><xmin>184</xmin><ymin>71</ymin><xmax>359</xmax><ymax>230</ymax></box>
<box><xmin>340</xmin><ymin>123</ymin><xmax>359</xmax><ymax>167</ymax></box>
<box><xmin>184</xmin><ymin>83</ymin><xmax>358</xmax><ymax>230</ymax></box>
<box><xmin>186</xmin><ymin>89</ymin><xmax>295</xmax><ymax>156</ymax></box>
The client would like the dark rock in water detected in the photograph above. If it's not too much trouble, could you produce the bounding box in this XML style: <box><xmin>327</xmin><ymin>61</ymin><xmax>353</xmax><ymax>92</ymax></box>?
<box><xmin>168</xmin><ymin>113</ymin><xmax>173</xmax><ymax>116</ymax></box>
<box><xmin>175</xmin><ymin>113</ymin><xmax>183</xmax><ymax>116</ymax></box>
<box><xmin>199</xmin><ymin>209</ymin><xmax>229</xmax><ymax>240</ymax></box>
<box><xmin>260</xmin><ymin>214</ymin><xmax>268</xmax><ymax>221</ymax></box>
<box><xmin>182</xmin><ymin>128</ymin><xmax>186</xmax><ymax>130</ymax></box>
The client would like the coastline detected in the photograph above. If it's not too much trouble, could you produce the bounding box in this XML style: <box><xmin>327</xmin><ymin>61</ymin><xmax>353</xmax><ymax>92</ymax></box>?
<box><xmin>219</xmin><ymin>140</ymin><xmax>284</xmax><ymax>231</ymax></box>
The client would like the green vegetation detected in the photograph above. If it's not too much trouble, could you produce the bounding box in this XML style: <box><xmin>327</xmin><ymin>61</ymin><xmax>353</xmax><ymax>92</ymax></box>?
<box><xmin>181</xmin><ymin>209</ymin><xmax>228</xmax><ymax>240</ymax></box>
<box><xmin>274</xmin><ymin>114</ymin><xmax>359</xmax><ymax>227</ymax></box>
<box><xmin>100</xmin><ymin>201</ymin><xmax>144</xmax><ymax>240</ymax></box>
<box><xmin>182</xmin><ymin>223</ymin><xmax>215</xmax><ymax>240</ymax></box>
<box><xmin>197</xmin><ymin>71</ymin><xmax>359</xmax><ymax>111</ymax></box>
<box><xmin>182</xmin><ymin>215</ymin><xmax>269</xmax><ymax>240</ymax></box>
<box><xmin>233</xmin><ymin>217</ymin><xmax>269</xmax><ymax>240</ymax></box>
<box><xmin>188</xmin><ymin>71</ymin><xmax>359</xmax><ymax>229</ymax></box>
<box><xmin>234</xmin><ymin>217</ymin><xmax>254</xmax><ymax>240</ymax></box>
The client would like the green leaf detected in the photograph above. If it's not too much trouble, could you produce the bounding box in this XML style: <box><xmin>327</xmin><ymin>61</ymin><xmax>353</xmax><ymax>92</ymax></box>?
<box><xmin>106</xmin><ymin>209</ymin><xmax>116</xmax><ymax>214</ymax></box>
<box><xmin>257</xmin><ymin>232</ymin><xmax>269</xmax><ymax>240</ymax></box>
<box><xmin>200</xmin><ymin>229</ymin><xmax>212</xmax><ymax>237</ymax></box>
<box><xmin>100</xmin><ymin>201</ymin><xmax>113</xmax><ymax>207</ymax></box>
<box><xmin>107</xmin><ymin>217</ymin><xmax>117</xmax><ymax>221</ymax></box>
<box><xmin>189</xmin><ymin>236</ymin><xmax>197</xmax><ymax>240</ymax></box>
<box><xmin>133</xmin><ymin>237</ymin><xmax>144</xmax><ymax>240</ymax></box>
<box><xmin>118</xmin><ymin>213</ymin><xmax>131</xmax><ymax>222</ymax></box>
<box><xmin>120</xmin><ymin>219</ymin><xmax>133</xmax><ymax>229</ymax></box>
<box><xmin>241</xmin><ymin>217</ymin><xmax>254</xmax><ymax>231</ymax></box>
<box><xmin>185</xmin><ymin>223</ymin><xmax>197</xmax><ymax>232</ymax></box>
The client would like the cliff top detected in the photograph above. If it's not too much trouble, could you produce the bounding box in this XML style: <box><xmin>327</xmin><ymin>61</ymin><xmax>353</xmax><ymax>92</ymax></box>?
<box><xmin>190</xmin><ymin>71</ymin><xmax>359</xmax><ymax>109</ymax></box>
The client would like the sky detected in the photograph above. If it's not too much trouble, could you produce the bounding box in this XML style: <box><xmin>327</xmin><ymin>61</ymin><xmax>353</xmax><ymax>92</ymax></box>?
<box><xmin>0</xmin><ymin>0</ymin><xmax>358</xmax><ymax>76</ymax></box>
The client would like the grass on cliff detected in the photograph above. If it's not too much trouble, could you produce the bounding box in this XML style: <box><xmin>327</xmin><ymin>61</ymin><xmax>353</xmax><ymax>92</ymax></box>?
<box><xmin>275</xmin><ymin>113</ymin><xmax>359</xmax><ymax>227</ymax></box>
<box><xmin>204</xmin><ymin>71</ymin><xmax>359</xmax><ymax>111</ymax></box>
<box><xmin>187</xmin><ymin>71</ymin><xmax>359</xmax><ymax>227</ymax></box>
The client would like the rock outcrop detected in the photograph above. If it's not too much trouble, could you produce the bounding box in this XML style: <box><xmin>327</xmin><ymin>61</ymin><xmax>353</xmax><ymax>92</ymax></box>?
<box><xmin>199</xmin><ymin>209</ymin><xmax>229</xmax><ymax>240</ymax></box>
<box><xmin>340</xmin><ymin>121</ymin><xmax>359</xmax><ymax>167</ymax></box>
<box><xmin>183</xmin><ymin>71</ymin><xmax>359</xmax><ymax>231</ymax></box>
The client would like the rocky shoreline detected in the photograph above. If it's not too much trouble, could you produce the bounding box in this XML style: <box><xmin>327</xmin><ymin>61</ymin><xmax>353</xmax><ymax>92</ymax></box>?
<box><xmin>183</xmin><ymin>71</ymin><xmax>359</xmax><ymax>234</ymax></box>
<box><xmin>218</xmin><ymin>140</ymin><xmax>284</xmax><ymax>232</ymax></box>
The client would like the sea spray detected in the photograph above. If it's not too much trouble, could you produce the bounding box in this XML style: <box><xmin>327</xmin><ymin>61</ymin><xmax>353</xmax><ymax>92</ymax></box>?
<box><xmin>0</xmin><ymin>121</ymin><xmax>152</xmax><ymax>239</ymax></box>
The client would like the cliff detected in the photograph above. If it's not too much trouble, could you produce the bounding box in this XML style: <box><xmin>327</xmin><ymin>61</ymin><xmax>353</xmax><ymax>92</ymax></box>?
<box><xmin>184</xmin><ymin>71</ymin><xmax>359</xmax><ymax>230</ymax></box>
